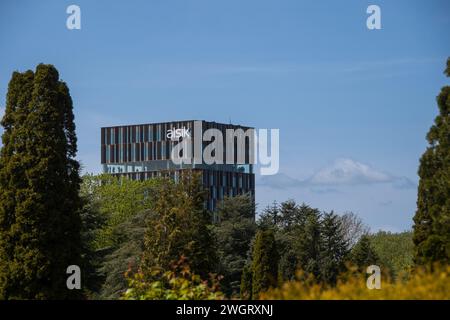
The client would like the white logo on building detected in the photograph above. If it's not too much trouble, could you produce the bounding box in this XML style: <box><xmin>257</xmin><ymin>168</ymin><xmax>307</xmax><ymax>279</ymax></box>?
<box><xmin>167</xmin><ymin>127</ymin><xmax>191</xmax><ymax>140</ymax></box>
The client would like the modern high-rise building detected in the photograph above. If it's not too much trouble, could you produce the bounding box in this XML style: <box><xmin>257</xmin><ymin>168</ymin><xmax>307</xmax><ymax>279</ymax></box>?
<box><xmin>101</xmin><ymin>120</ymin><xmax>255</xmax><ymax>211</ymax></box>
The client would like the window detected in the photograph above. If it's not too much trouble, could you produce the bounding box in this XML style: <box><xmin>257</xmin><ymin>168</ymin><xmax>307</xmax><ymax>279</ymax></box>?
<box><xmin>106</xmin><ymin>145</ymin><xmax>110</xmax><ymax>163</ymax></box>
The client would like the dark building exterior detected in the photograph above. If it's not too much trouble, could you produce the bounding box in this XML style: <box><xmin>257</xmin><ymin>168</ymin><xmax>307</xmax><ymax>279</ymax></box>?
<box><xmin>101</xmin><ymin>120</ymin><xmax>255</xmax><ymax>211</ymax></box>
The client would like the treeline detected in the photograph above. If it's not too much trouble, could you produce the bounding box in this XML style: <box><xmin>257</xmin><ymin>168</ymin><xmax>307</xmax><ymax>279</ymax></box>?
<box><xmin>79</xmin><ymin>172</ymin><xmax>225</xmax><ymax>299</ymax></box>
<box><xmin>78</xmin><ymin>173</ymin><xmax>414</xmax><ymax>299</ymax></box>
<box><xmin>238</xmin><ymin>202</ymin><xmax>415</xmax><ymax>299</ymax></box>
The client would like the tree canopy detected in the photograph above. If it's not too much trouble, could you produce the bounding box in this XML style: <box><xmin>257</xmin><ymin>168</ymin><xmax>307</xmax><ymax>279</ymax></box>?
<box><xmin>413</xmin><ymin>57</ymin><xmax>450</xmax><ymax>265</ymax></box>
<box><xmin>0</xmin><ymin>64</ymin><xmax>82</xmax><ymax>299</ymax></box>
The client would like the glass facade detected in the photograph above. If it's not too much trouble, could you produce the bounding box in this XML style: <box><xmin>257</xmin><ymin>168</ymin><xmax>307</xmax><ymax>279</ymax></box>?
<box><xmin>101</xmin><ymin>120</ymin><xmax>255</xmax><ymax>212</ymax></box>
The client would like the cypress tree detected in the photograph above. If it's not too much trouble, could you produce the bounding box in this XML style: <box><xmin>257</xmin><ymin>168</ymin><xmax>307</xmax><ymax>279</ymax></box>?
<box><xmin>239</xmin><ymin>263</ymin><xmax>253</xmax><ymax>300</ymax></box>
<box><xmin>251</xmin><ymin>229</ymin><xmax>278</xmax><ymax>298</ymax></box>
<box><xmin>0</xmin><ymin>64</ymin><xmax>82</xmax><ymax>299</ymax></box>
<box><xmin>413</xmin><ymin>57</ymin><xmax>450</xmax><ymax>265</ymax></box>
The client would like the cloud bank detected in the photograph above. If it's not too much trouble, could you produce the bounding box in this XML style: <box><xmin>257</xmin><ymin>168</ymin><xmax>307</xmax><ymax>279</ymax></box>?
<box><xmin>259</xmin><ymin>158</ymin><xmax>415</xmax><ymax>191</ymax></box>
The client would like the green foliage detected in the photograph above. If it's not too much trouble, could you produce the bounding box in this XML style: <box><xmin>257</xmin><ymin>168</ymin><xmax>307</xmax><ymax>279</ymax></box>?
<box><xmin>98</xmin><ymin>210</ymin><xmax>152</xmax><ymax>299</ymax></box>
<box><xmin>213</xmin><ymin>194</ymin><xmax>256</xmax><ymax>297</ymax></box>
<box><xmin>251</xmin><ymin>229</ymin><xmax>279</xmax><ymax>298</ymax></box>
<box><xmin>446</xmin><ymin>57</ymin><xmax>450</xmax><ymax>76</ymax></box>
<box><xmin>257</xmin><ymin>202</ymin><xmax>280</xmax><ymax>230</ymax></box>
<box><xmin>0</xmin><ymin>64</ymin><xmax>82</xmax><ymax>299</ymax></box>
<box><xmin>350</xmin><ymin>235</ymin><xmax>379</xmax><ymax>270</ymax></box>
<box><xmin>79</xmin><ymin>174</ymin><xmax>160</xmax><ymax>299</ymax></box>
<box><xmin>413</xmin><ymin>57</ymin><xmax>450</xmax><ymax>265</ymax></box>
<box><xmin>81</xmin><ymin>172</ymin><xmax>217</xmax><ymax>299</ymax></box>
<box><xmin>79</xmin><ymin>185</ymin><xmax>106</xmax><ymax>298</ymax></box>
<box><xmin>123</xmin><ymin>256</ymin><xmax>224</xmax><ymax>300</ymax></box>
<box><xmin>141</xmin><ymin>172</ymin><xmax>216</xmax><ymax>279</ymax></box>
<box><xmin>369</xmin><ymin>231</ymin><xmax>414</xmax><ymax>279</ymax></box>
<box><xmin>295</xmin><ymin>206</ymin><xmax>323</xmax><ymax>280</ymax></box>
<box><xmin>256</xmin><ymin>201</ymin><xmax>351</xmax><ymax>287</ymax></box>
<box><xmin>83</xmin><ymin>174</ymin><xmax>159</xmax><ymax>249</ymax></box>
<box><xmin>319</xmin><ymin>212</ymin><xmax>349</xmax><ymax>285</ymax></box>
<box><xmin>240</xmin><ymin>263</ymin><xmax>253</xmax><ymax>300</ymax></box>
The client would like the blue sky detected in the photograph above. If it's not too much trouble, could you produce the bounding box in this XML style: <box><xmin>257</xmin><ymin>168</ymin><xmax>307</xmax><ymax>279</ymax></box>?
<box><xmin>0</xmin><ymin>0</ymin><xmax>449</xmax><ymax>231</ymax></box>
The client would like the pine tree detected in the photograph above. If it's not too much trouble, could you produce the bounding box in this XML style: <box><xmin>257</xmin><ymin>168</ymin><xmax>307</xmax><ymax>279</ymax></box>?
<box><xmin>278</xmin><ymin>200</ymin><xmax>298</xmax><ymax>231</ymax></box>
<box><xmin>0</xmin><ymin>64</ymin><xmax>82</xmax><ymax>299</ymax></box>
<box><xmin>257</xmin><ymin>202</ymin><xmax>279</xmax><ymax>230</ymax></box>
<box><xmin>275</xmin><ymin>201</ymin><xmax>303</xmax><ymax>281</ymax></box>
<box><xmin>251</xmin><ymin>229</ymin><xmax>278</xmax><ymax>298</ymax></box>
<box><xmin>350</xmin><ymin>235</ymin><xmax>379</xmax><ymax>270</ymax></box>
<box><xmin>296</xmin><ymin>208</ymin><xmax>322</xmax><ymax>280</ymax></box>
<box><xmin>413</xmin><ymin>57</ymin><xmax>450</xmax><ymax>265</ymax></box>
<box><xmin>320</xmin><ymin>211</ymin><xmax>349</xmax><ymax>285</ymax></box>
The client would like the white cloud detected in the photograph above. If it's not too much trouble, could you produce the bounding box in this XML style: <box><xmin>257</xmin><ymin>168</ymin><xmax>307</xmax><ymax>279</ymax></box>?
<box><xmin>308</xmin><ymin>158</ymin><xmax>392</xmax><ymax>186</ymax></box>
<box><xmin>258</xmin><ymin>158</ymin><xmax>416</xmax><ymax>191</ymax></box>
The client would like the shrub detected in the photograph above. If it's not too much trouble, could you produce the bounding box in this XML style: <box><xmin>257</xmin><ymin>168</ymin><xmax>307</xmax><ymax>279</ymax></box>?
<box><xmin>123</xmin><ymin>256</ymin><xmax>225</xmax><ymax>300</ymax></box>
<box><xmin>261</xmin><ymin>265</ymin><xmax>449</xmax><ymax>300</ymax></box>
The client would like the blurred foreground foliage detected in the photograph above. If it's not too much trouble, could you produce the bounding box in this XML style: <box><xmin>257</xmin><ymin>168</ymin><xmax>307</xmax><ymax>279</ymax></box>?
<box><xmin>261</xmin><ymin>264</ymin><xmax>449</xmax><ymax>300</ymax></box>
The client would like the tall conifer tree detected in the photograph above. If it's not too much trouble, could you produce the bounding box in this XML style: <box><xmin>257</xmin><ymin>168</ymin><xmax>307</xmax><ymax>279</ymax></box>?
<box><xmin>350</xmin><ymin>235</ymin><xmax>379</xmax><ymax>271</ymax></box>
<box><xmin>251</xmin><ymin>229</ymin><xmax>278</xmax><ymax>298</ymax></box>
<box><xmin>0</xmin><ymin>64</ymin><xmax>82</xmax><ymax>299</ymax></box>
<box><xmin>320</xmin><ymin>211</ymin><xmax>349</xmax><ymax>285</ymax></box>
<box><xmin>296</xmin><ymin>208</ymin><xmax>322</xmax><ymax>280</ymax></box>
<box><xmin>413</xmin><ymin>58</ymin><xmax>450</xmax><ymax>265</ymax></box>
